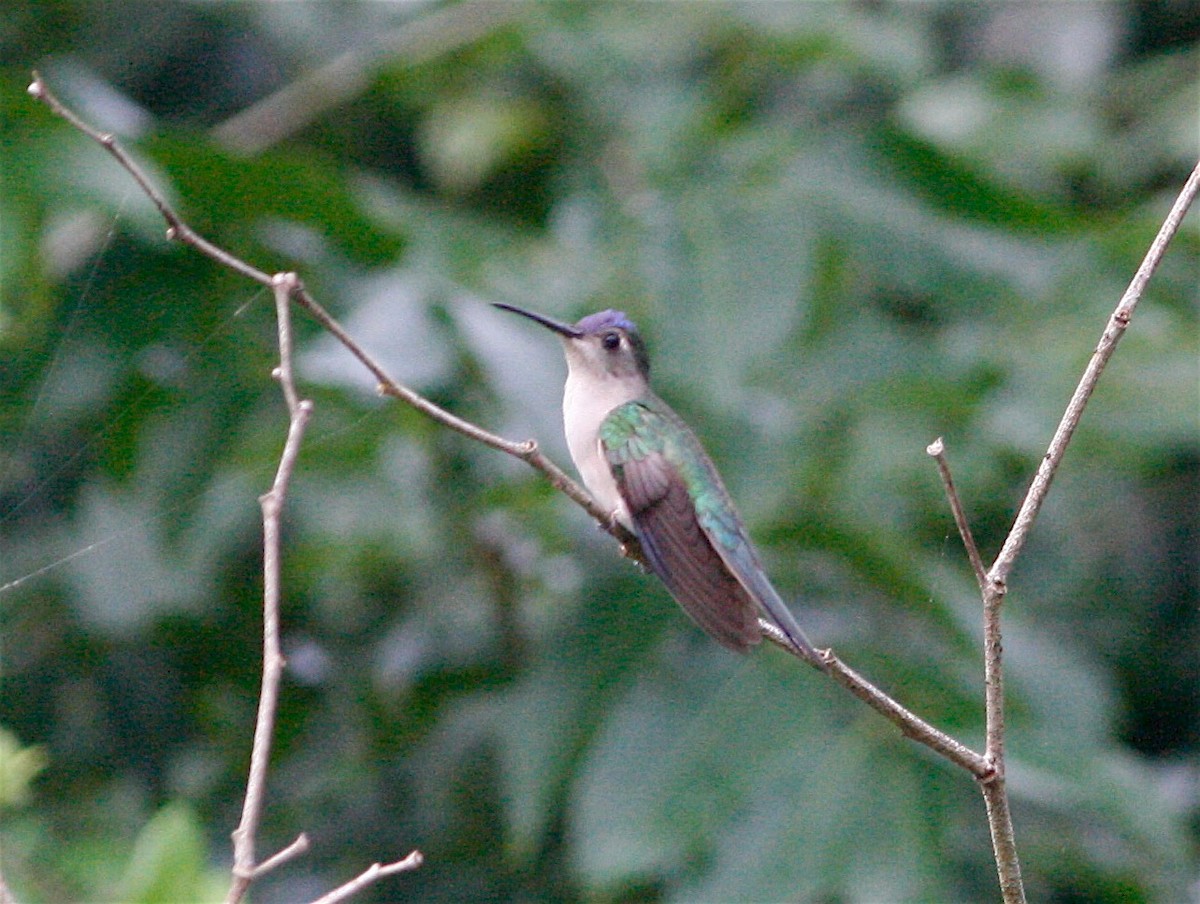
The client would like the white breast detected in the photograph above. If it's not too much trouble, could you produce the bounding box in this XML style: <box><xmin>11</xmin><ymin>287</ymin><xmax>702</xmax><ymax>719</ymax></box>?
<box><xmin>562</xmin><ymin>370</ymin><xmax>633</xmax><ymax>528</ymax></box>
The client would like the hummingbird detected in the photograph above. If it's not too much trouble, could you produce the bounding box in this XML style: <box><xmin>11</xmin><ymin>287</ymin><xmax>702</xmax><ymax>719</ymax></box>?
<box><xmin>495</xmin><ymin>303</ymin><xmax>824</xmax><ymax>669</ymax></box>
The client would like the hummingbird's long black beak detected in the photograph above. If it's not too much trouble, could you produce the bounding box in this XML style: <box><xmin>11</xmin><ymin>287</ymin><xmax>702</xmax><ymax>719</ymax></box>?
<box><xmin>493</xmin><ymin>303</ymin><xmax>583</xmax><ymax>339</ymax></box>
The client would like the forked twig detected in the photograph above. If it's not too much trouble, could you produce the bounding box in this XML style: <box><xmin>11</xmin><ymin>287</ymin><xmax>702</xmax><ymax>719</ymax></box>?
<box><xmin>927</xmin><ymin>437</ymin><xmax>1023</xmax><ymax>900</ymax></box>
<box><xmin>30</xmin><ymin>73</ymin><xmax>426</xmax><ymax>901</ymax></box>
<box><xmin>920</xmin><ymin>158</ymin><xmax>1200</xmax><ymax>904</ymax></box>
<box><xmin>226</xmin><ymin>274</ymin><xmax>315</xmax><ymax>904</ymax></box>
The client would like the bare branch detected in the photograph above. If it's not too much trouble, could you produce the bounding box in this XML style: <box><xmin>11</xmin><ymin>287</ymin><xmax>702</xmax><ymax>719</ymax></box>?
<box><xmin>982</xmin><ymin>773</ymin><xmax>1023</xmax><ymax>903</ymax></box>
<box><xmin>926</xmin><ymin>436</ymin><xmax>1026</xmax><ymax>900</ymax></box>
<box><xmin>981</xmin><ymin>578</ymin><xmax>1020</xmax><ymax>903</ymax></box>
<box><xmin>823</xmin><ymin>646</ymin><xmax>992</xmax><ymax>778</ymax></box>
<box><xmin>272</xmin><ymin>273</ymin><xmax>303</xmax><ymax>413</ymax></box>
<box><xmin>30</xmin><ymin>74</ymin><xmax>431</xmax><ymax>904</ymax></box>
<box><xmin>758</xmin><ymin>620</ymin><xmax>990</xmax><ymax>773</ymax></box>
<box><xmin>990</xmin><ymin>159</ymin><xmax>1200</xmax><ymax>587</ymax></box>
<box><xmin>28</xmin><ymin>74</ymin><xmax>274</xmax><ymax>287</ymax></box>
<box><xmin>304</xmin><ymin>851</ymin><xmax>425</xmax><ymax>904</ymax></box>
<box><xmin>290</xmin><ymin>285</ymin><xmax>643</xmax><ymax>552</ymax></box>
<box><xmin>29</xmin><ymin>70</ymin><xmax>639</xmax><ymax>554</ymax></box>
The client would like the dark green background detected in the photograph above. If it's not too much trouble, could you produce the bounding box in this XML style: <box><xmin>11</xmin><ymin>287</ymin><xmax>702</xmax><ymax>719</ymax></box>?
<box><xmin>2</xmin><ymin>3</ymin><xmax>1197</xmax><ymax>902</ymax></box>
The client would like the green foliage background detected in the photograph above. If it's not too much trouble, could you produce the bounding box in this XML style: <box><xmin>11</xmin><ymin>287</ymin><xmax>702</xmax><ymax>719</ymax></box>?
<box><xmin>2</xmin><ymin>3</ymin><xmax>1197</xmax><ymax>902</ymax></box>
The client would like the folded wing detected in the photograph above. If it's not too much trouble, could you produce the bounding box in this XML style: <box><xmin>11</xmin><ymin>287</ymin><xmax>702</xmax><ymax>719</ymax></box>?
<box><xmin>602</xmin><ymin>401</ymin><xmax>762</xmax><ymax>651</ymax></box>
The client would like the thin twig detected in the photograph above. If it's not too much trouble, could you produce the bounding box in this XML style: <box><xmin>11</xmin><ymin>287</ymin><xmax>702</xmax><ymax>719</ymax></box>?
<box><xmin>989</xmin><ymin>159</ymin><xmax>1200</xmax><ymax>588</ymax></box>
<box><xmin>982</xmin><ymin>756</ymin><xmax>1022</xmax><ymax>902</ymax></box>
<box><xmin>26</xmin><ymin>75</ymin><xmax>271</xmax><ymax>287</ymax></box>
<box><xmin>292</xmin><ymin>285</ymin><xmax>641</xmax><ymax>549</ymax></box>
<box><xmin>30</xmin><ymin>68</ymin><xmax>636</xmax><ymax>548</ymax></box>
<box><xmin>825</xmin><ymin>648</ymin><xmax>992</xmax><ymax>778</ymax></box>
<box><xmin>226</xmin><ymin>273</ymin><xmax>315</xmax><ymax>904</ymax></box>
<box><xmin>758</xmin><ymin>620</ymin><xmax>990</xmax><ymax>774</ymax></box>
<box><xmin>929</xmin><ymin>430</ymin><xmax>1021</xmax><ymax>901</ymax></box>
<box><xmin>28</xmin><ymin>70</ymin><xmax>639</xmax><ymax>557</ymax></box>
<box><xmin>926</xmin><ymin>438</ymin><xmax>987</xmax><ymax>590</ymax></box>
<box><xmin>30</xmin><ymin>72</ymin><xmax>431</xmax><ymax>904</ymax></box>
<box><xmin>926</xmin><ymin>438</ymin><xmax>1025</xmax><ymax>897</ymax></box>
<box><xmin>251</xmin><ymin>833</ymin><xmax>311</xmax><ymax>879</ymax></box>
<box><xmin>304</xmin><ymin>851</ymin><xmax>425</xmax><ymax>904</ymax></box>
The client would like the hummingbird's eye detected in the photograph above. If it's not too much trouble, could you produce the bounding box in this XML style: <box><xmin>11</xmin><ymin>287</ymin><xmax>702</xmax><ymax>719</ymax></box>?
<box><xmin>601</xmin><ymin>331</ymin><xmax>621</xmax><ymax>350</ymax></box>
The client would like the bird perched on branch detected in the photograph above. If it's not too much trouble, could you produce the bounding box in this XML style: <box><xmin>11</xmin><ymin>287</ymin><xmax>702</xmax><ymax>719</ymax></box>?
<box><xmin>496</xmin><ymin>303</ymin><xmax>824</xmax><ymax>670</ymax></box>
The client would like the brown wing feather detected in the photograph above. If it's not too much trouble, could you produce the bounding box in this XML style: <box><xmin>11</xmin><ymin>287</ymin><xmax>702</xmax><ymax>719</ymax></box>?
<box><xmin>622</xmin><ymin>454</ymin><xmax>762</xmax><ymax>651</ymax></box>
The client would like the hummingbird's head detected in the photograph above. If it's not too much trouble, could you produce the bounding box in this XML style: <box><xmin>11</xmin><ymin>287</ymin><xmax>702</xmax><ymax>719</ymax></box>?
<box><xmin>495</xmin><ymin>304</ymin><xmax>651</xmax><ymax>385</ymax></box>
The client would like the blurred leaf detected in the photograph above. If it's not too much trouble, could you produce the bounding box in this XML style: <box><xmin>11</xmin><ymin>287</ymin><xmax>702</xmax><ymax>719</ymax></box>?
<box><xmin>0</xmin><ymin>727</ymin><xmax>47</xmax><ymax>808</ymax></box>
<box><xmin>670</xmin><ymin>732</ymin><xmax>954</xmax><ymax>903</ymax></box>
<box><xmin>490</xmin><ymin>569</ymin><xmax>670</xmax><ymax>855</ymax></box>
<box><xmin>112</xmin><ymin>802</ymin><xmax>225</xmax><ymax>904</ymax></box>
<box><xmin>872</xmin><ymin>124</ymin><xmax>1073</xmax><ymax>232</ymax></box>
<box><xmin>420</xmin><ymin>92</ymin><xmax>552</xmax><ymax>195</ymax></box>
<box><xmin>143</xmin><ymin>134</ymin><xmax>406</xmax><ymax>266</ymax></box>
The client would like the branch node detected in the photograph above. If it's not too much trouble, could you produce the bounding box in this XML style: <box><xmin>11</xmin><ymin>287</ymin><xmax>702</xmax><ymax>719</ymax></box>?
<box><xmin>231</xmin><ymin>864</ymin><xmax>255</xmax><ymax>881</ymax></box>
<box><xmin>977</xmin><ymin>759</ymin><xmax>1001</xmax><ymax>785</ymax></box>
<box><xmin>165</xmin><ymin>226</ymin><xmax>179</xmax><ymax>241</ymax></box>
<box><xmin>272</xmin><ymin>271</ymin><xmax>301</xmax><ymax>293</ymax></box>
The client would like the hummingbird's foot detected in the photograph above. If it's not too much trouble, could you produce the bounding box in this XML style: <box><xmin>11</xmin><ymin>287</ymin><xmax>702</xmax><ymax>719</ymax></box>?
<box><xmin>615</xmin><ymin>537</ymin><xmax>649</xmax><ymax>573</ymax></box>
<box><xmin>591</xmin><ymin>509</ymin><xmax>618</xmax><ymax>534</ymax></box>
<box><xmin>605</xmin><ymin>517</ymin><xmax>649</xmax><ymax>573</ymax></box>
